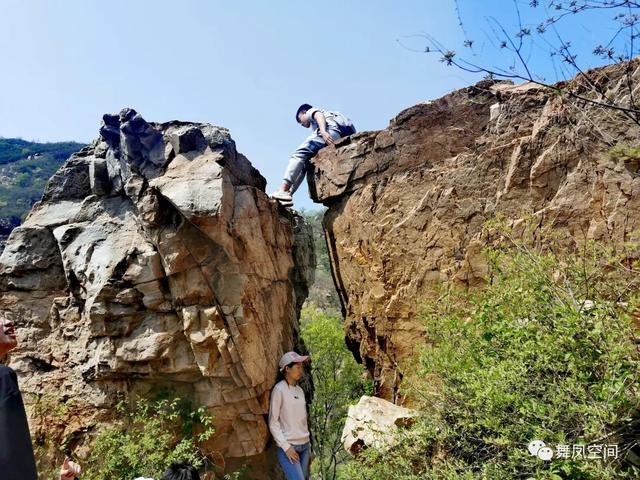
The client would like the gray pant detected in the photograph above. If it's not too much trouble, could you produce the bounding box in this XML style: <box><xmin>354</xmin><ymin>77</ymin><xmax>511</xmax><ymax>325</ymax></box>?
<box><xmin>283</xmin><ymin>124</ymin><xmax>356</xmax><ymax>194</ymax></box>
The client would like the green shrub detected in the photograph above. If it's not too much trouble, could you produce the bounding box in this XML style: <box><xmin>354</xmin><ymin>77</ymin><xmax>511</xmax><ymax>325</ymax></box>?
<box><xmin>83</xmin><ymin>397</ymin><xmax>216</xmax><ymax>480</ymax></box>
<box><xmin>342</xmin><ymin>241</ymin><xmax>640</xmax><ymax>479</ymax></box>
<box><xmin>609</xmin><ymin>143</ymin><xmax>640</xmax><ymax>163</ymax></box>
<box><xmin>301</xmin><ymin>305</ymin><xmax>373</xmax><ymax>480</ymax></box>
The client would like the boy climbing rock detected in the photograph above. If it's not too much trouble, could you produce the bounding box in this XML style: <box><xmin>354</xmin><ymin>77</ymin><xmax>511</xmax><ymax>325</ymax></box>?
<box><xmin>271</xmin><ymin>104</ymin><xmax>356</xmax><ymax>207</ymax></box>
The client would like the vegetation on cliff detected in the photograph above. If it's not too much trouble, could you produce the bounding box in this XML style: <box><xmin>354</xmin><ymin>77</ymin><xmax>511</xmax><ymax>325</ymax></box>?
<box><xmin>83</xmin><ymin>397</ymin><xmax>217</xmax><ymax>480</ymax></box>
<box><xmin>342</xmin><ymin>230</ymin><xmax>640</xmax><ymax>479</ymax></box>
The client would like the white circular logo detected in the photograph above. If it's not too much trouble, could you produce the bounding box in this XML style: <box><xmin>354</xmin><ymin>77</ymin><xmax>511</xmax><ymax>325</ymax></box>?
<box><xmin>528</xmin><ymin>439</ymin><xmax>546</xmax><ymax>456</ymax></box>
<box><xmin>527</xmin><ymin>439</ymin><xmax>554</xmax><ymax>461</ymax></box>
<box><xmin>537</xmin><ymin>446</ymin><xmax>554</xmax><ymax>461</ymax></box>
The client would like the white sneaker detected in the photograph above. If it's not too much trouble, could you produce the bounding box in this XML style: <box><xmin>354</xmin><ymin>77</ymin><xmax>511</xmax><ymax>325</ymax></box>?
<box><xmin>271</xmin><ymin>189</ymin><xmax>293</xmax><ymax>205</ymax></box>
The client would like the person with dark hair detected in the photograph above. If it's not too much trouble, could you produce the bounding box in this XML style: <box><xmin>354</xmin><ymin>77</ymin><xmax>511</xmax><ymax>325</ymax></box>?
<box><xmin>159</xmin><ymin>461</ymin><xmax>200</xmax><ymax>480</ymax></box>
<box><xmin>0</xmin><ymin>315</ymin><xmax>37</xmax><ymax>480</ymax></box>
<box><xmin>0</xmin><ymin>316</ymin><xmax>81</xmax><ymax>480</ymax></box>
<box><xmin>271</xmin><ymin>104</ymin><xmax>356</xmax><ymax>207</ymax></box>
<box><xmin>268</xmin><ymin>351</ymin><xmax>311</xmax><ymax>480</ymax></box>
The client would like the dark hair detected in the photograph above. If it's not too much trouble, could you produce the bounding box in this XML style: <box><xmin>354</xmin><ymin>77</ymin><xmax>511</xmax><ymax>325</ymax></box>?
<box><xmin>275</xmin><ymin>361</ymin><xmax>297</xmax><ymax>384</ymax></box>
<box><xmin>160</xmin><ymin>462</ymin><xmax>200</xmax><ymax>480</ymax></box>
<box><xmin>296</xmin><ymin>103</ymin><xmax>313</xmax><ymax>123</ymax></box>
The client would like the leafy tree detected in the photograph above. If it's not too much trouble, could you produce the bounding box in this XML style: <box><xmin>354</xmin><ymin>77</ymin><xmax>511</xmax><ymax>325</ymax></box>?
<box><xmin>301</xmin><ymin>209</ymin><xmax>342</xmax><ymax>313</ymax></box>
<box><xmin>301</xmin><ymin>305</ymin><xmax>373</xmax><ymax>480</ymax></box>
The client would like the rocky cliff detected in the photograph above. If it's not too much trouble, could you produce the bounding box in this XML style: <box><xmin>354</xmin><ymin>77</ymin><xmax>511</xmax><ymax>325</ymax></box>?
<box><xmin>0</xmin><ymin>108</ymin><xmax>314</xmax><ymax>472</ymax></box>
<box><xmin>309</xmin><ymin>60</ymin><xmax>640</xmax><ymax>402</ymax></box>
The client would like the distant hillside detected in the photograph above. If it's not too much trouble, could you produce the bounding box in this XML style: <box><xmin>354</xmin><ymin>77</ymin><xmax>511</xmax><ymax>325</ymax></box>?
<box><xmin>0</xmin><ymin>138</ymin><xmax>86</xmax><ymax>248</ymax></box>
<box><xmin>301</xmin><ymin>209</ymin><xmax>341</xmax><ymax>313</ymax></box>
<box><xmin>0</xmin><ymin>138</ymin><xmax>84</xmax><ymax>165</ymax></box>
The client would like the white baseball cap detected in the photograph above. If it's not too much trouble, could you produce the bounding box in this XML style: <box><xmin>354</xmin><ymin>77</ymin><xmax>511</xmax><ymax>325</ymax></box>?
<box><xmin>278</xmin><ymin>351</ymin><xmax>309</xmax><ymax>371</ymax></box>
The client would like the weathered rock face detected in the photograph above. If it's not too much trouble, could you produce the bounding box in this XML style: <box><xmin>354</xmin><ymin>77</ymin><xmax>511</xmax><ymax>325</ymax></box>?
<box><xmin>0</xmin><ymin>217</ymin><xmax>21</xmax><ymax>254</ymax></box>
<box><xmin>341</xmin><ymin>395</ymin><xmax>417</xmax><ymax>455</ymax></box>
<box><xmin>309</xmin><ymin>60</ymin><xmax>640</xmax><ymax>402</ymax></box>
<box><xmin>0</xmin><ymin>108</ymin><xmax>314</xmax><ymax>469</ymax></box>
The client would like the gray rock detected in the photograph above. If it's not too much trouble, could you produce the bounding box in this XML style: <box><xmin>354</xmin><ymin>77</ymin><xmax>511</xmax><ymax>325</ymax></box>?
<box><xmin>42</xmin><ymin>156</ymin><xmax>92</xmax><ymax>202</ymax></box>
<box><xmin>120</xmin><ymin>109</ymin><xmax>167</xmax><ymax>179</ymax></box>
<box><xmin>167</xmin><ymin>125</ymin><xmax>207</xmax><ymax>154</ymax></box>
<box><xmin>0</xmin><ymin>108</ymin><xmax>314</xmax><ymax>474</ymax></box>
<box><xmin>0</xmin><ymin>226</ymin><xmax>66</xmax><ymax>291</ymax></box>
<box><xmin>99</xmin><ymin>113</ymin><xmax>120</xmax><ymax>148</ymax></box>
<box><xmin>89</xmin><ymin>158</ymin><xmax>111</xmax><ymax>195</ymax></box>
<box><xmin>341</xmin><ymin>396</ymin><xmax>417</xmax><ymax>455</ymax></box>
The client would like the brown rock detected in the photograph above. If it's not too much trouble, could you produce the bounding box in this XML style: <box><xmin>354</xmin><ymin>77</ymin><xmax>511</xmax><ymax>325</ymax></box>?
<box><xmin>309</xmin><ymin>61</ymin><xmax>640</xmax><ymax>401</ymax></box>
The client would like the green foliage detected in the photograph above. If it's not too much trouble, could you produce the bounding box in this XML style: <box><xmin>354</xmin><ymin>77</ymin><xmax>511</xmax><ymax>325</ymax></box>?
<box><xmin>83</xmin><ymin>397</ymin><xmax>216</xmax><ymax>480</ymax></box>
<box><xmin>0</xmin><ymin>138</ymin><xmax>84</xmax><ymax>164</ymax></box>
<box><xmin>609</xmin><ymin>143</ymin><xmax>640</xmax><ymax>163</ymax></box>
<box><xmin>31</xmin><ymin>394</ymin><xmax>80</xmax><ymax>479</ymax></box>
<box><xmin>300</xmin><ymin>305</ymin><xmax>373</xmax><ymax>480</ymax></box>
<box><xmin>342</xmin><ymin>241</ymin><xmax>640</xmax><ymax>479</ymax></box>
<box><xmin>0</xmin><ymin>138</ymin><xmax>85</xmax><ymax>222</ymax></box>
<box><xmin>441</xmin><ymin>50</ymin><xmax>456</xmax><ymax>65</ymax></box>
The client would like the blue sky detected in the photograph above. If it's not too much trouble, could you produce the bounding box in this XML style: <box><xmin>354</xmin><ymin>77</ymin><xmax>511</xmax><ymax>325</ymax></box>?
<box><xmin>0</xmin><ymin>1</ymin><xmax>630</xmax><ymax>210</ymax></box>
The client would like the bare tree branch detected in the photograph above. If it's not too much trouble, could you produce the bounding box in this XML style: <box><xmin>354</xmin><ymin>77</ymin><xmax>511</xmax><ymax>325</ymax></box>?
<box><xmin>401</xmin><ymin>1</ymin><xmax>640</xmax><ymax>125</ymax></box>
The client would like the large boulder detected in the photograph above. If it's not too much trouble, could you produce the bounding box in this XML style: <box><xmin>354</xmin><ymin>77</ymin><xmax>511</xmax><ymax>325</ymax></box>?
<box><xmin>341</xmin><ymin>395</ymin><xmax>417</xmax><ymax>454</ymax></box>
<box><xmin>309</xmin><ymin>60</ymin><xmax>640</xmax><ymax>401</ymax></box>
<box><xmin>0</xmin><ymin>108</ymin><xmax>315</xmax><ymax>474</ymax></box>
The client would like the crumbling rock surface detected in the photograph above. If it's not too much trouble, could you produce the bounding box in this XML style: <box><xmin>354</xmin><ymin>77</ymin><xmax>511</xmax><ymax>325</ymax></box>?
<box><xmin>0</xmin><ymin>108</ymin><xmax>314</xmax><ymax>471</ymax></box>
<box><xmin>309</xmin><ymin>60</ymin><xmax>640</xmax><ymax>401</ymax></box>
<box><xmin>341</xmin><ymin>395</ymin><xmax>417</xmax><ymax>455</ymax></box>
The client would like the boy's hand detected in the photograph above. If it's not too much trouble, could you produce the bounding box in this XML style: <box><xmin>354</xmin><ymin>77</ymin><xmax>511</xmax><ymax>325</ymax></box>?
<box><xmin>320</xmin><ymin>131</ymin><xmax>336</xmax><ymax>146</ymax></box>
